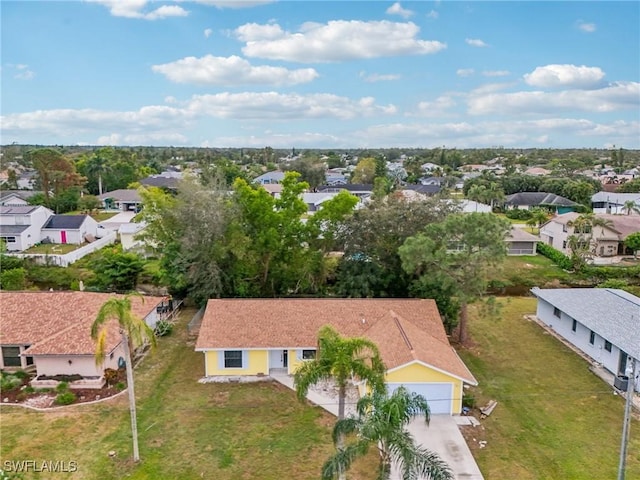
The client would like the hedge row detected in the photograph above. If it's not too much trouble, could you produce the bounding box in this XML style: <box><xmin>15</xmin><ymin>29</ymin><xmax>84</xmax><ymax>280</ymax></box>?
<box><xmin>536</xmin><ymin>242</ymin><xmax>574</xmax><ymax>270</ymax></box>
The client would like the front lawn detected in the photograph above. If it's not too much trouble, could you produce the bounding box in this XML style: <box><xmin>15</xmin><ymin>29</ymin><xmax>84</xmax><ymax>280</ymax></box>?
<box><xmin>459</xmin><ymin>297</ymin><xmax>640</xmax><ymax>480</ymax></box>
<box><xmin>490</xmin><ymin>255</ymin><xmax>573</xmax><ymax>292</ymax></box>
<box><xmin>23</xmin><ymin>243</ymin><xmax>85</xmax><ymax>254</ymax></box>
<box><xmin>0</xmin><ymin>309</ymin><xmax>376</xmax><ymax>480</ymax></box>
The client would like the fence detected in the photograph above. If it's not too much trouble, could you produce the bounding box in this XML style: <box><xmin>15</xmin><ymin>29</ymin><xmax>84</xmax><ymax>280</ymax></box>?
<box><xmin>9</xmin><ymin>232</ymin><xmax>117</xmax><ymax>267</ymax></box>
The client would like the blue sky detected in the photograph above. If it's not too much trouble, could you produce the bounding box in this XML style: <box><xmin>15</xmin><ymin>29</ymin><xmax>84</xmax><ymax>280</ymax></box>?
<box><xmin>1</xmin><ymin>1</ymin><xmax>639</xmax><ymax>149</ymax></box>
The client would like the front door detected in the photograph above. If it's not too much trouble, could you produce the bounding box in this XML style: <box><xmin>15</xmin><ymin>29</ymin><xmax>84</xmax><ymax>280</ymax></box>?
<box><xmin>282</xmin><ymin>350</ymin><xmax>288</xmax><ymax>368</ymax></box>
<box><xmin>60</xmin><ymin>231</ymin><xmax>67</xmax><ymax>244</ymax></box>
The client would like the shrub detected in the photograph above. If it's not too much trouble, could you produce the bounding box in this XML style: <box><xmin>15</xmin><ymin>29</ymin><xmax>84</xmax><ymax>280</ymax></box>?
<box><xmin>536</xmin><ymin>242</ymin><xmax>574</xmax><ymax>270</ymax></box>
<box><xmin>505</xmin><ymin>209</ymin><xmax>533</xmax><ymax>221</ymax></box>
<box><xmin>104</xmin><ymin>368</ymin><xmax>125</xmax><ymax>386</ymax></box>
<box><xmin>23</xmin><ymin>386</ymin><xmax>35</xmax><ymax>394</ymax></box>
<box><xmin>54</xmin><ymin>391</ymin><xmax>77</xmax><ymax>405</ymax></box>
<box><xmin>0</xmin><ymin>375</ymin><xmax>23</xmax><ymax>392</ymax></box>
<box><xmin>154</xmin><ymin>320</ymin><xmax>173</xmax><ymax>337</ymax></box>
<box><xmin>115</xmin><ymin>382</ymin><xmax>126</xmax><ymax>391</ymax></box>
<box><xmin>0</xmin><ymin>267</ymin><xmax>27</xmax><ymax>290</ymax></box>
<box><xmin>55</xmin><ymin>381</ymin><xmax>69</xmax><ymax>393</ymax></box>
<box><xmin>12</xmin><ymin>370</ymin><xmax>30</xmax><ymax>380</ymax></box>
<box><xmin>462</xmin><ymin>392</ymin><xmax>476</xmax><ymax>409</ymax></box>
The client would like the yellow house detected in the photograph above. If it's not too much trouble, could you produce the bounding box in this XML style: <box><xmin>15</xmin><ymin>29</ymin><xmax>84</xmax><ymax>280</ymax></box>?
<box><xmin>195</xmin><ymin>299</ymin><xmax>477</xmax><ymax>415</ymax></box>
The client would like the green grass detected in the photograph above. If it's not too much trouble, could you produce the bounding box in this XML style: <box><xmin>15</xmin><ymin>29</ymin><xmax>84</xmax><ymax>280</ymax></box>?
<box><xmin>491</xmin><ymin>255</ymin><xmax>573</xmax><ymax>291</ymax></box>
<box><xmin>0</xmin><ymin>309</ymin><xmax>376</xmax><ymax>480</ymax></box>
<box><xmin>459</xmin><ymin>297</ymin><xmax>640</xmax><ymax>480</ymax></box>
<box><xmin>64</xmin><ymin>211</ymin><xmax>117</xmax><ymax>222</ymax></box>
<box><xmin>23</xmin><ymin>243</ymin><xmax>85</xmax><ymax>254</ymax></box>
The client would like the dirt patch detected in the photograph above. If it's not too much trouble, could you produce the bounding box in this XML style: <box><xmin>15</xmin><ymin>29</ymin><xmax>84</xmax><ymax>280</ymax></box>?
<box><xmin>1</xmin><ymin>383</ymin><xmax>124</xmax><ymax>408</ymax></box>
<box><xmin>459</xmin><ymin>413</ymin><xmax>489</xmax><ymax>453</ymax></box>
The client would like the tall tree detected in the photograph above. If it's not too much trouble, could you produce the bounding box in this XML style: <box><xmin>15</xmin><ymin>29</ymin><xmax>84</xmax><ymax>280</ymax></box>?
<box><xmin>399</xmin><ymin>213</ymin><xmax>511</xmax><ymax>344</ymax></box>
<box><xmin>91</xmin><ymin>295</ymin><xmax>156</xmax><ymax>462</ymax></box>
<box><xmin>323</xmin><ymin>387</ymin><xmax>453</xmax><ymax>480</ymax></box>
<box><xmin>351</xmin><ymin>157</ymin><xmax>376</xmax><ymax>184</ymax></box>
<box><xmin>28</xmin><ymin>148</ymin><xmax>85</xmax><ymax>202</ymax></box>
<box><xmin>294</xmin><ymin>325</ymin><xmax>386</xmax><ymax>480</ymax></box>
<box><xmin>336</xmin><ymin>196</ymin><xmax>460</xmax><ymax>297</ymax></box>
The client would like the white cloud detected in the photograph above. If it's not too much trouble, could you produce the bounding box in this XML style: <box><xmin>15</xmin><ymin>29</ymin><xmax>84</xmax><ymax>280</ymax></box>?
<box><xmin>466</xmin><ymin>38</ymin><xmax>488</xmax><ymax>48</ymax></box>
<box><xmin>97</xmin><ymin>132</ymin><xmax>189</xmax><ymax>146</ymax></box>
<box><xmin>191</xmin><ymin>0</ymin><xmax>273</xmax><ymax>8</ymax></box>
<box><xmin>427</xmin><ymin>10</ymin><xmax>439</xmax><ymax>19</ymax></box>
<box><xmin>236</xmin><ymin>20</ymin><xmax>446</xmax><ymax>62</ymax></box>
<box><xmin>204</xmin><ymin>28</ymin><xmax>213</xmax><ymax>38</ymax></box>
<box><xmin>412</xmin><ymin>96</ymin><xmax>457</xmax><ymax>117</ymax></box>
<box><xmin>524</xmin><ymin>64</ymin><xmax>605</xmax><ymax>89</ymax></box>
<box><xmin>470</xmin><ymin>82</ymin><xmax>516</xmax><ymax>94</ymax></box>
<box><xmin>152</xmin><ymin>55</ymin><xmax>319</xmax><ymax>86</ymax></box>
<box><xmin>482</xmin><ymin>70</ymin><xmax>510</xmax><ymax>77</ymax></box>
<box><xmin>456</xmin><ymin>68</ymin><xmax>475</xmax><ymax>77</ymax></box>
<box><xmin>386</xmin><ymin>2</ymin><xmax>414</xmax><ymax>19</ymax></box>
<box><xmin>89</xmin><ymin>0</ymin><xmax>188</xmax><ymax>20</ymax></box>
<box><xmin>185</xmin><ymin>92</ymin><xmax>398</xmax><ymax>119</ymax></box>
<box><xmin>359</xmin><ymin>71</ymin><xmax>401</xmax><ymax>82</ymax></box>
<box><xmin>467</xmin><ymin>82</ymin><xmax>640</xmax><ymax>115</ymax></box>
<box><xmin>577</xmin><ymin>20</ymin><xmax>596</xmax><ymax>33</ymax></box>
<box><xmin>13</xmin><ymin>64</ymin><xmax>35</xmax><ymax>80</ymax></box>
<box><xmin>211</xmin><ymin>131</ymin><xmax>341</xmax><ymax>148</ymax></box>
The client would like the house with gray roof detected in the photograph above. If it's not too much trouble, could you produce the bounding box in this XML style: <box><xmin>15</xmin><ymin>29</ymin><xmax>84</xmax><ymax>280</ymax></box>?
<box><xmin>531</xmin><ymin>287</ymin><xmax>640</xmax><ymax>392</ymax></box>
<box><xmin>41</xmin><ymin>215</ymin><xmax>98</xmax><ymax>245</ymax></box>
<box><xmin>253</xmin><ymin>170</ymin><xmax>286</xmax><ymax>185</ymax></box>
<box><xmin>591</xmin><ymin>192</ymin><xmax>640</xmax><ymax>215</ymax></box>
<box><xmin>506</xmin><ymin>192</ymin><xmax>579</xmax><ymax>213</ymax></box>
<box><xmin>0</xmin><ymin>190</ymin><xmax>43</xmax><ymax>207</ymax></box>
<box><xmin>98</xmin><ymin>189</ymin><xmax>142</xmax><ymax>212</ymax></box>
<box><xmin>0</xmin><ymin>205</ymin><xmax>53</xmax><ymax>251</ymax></box>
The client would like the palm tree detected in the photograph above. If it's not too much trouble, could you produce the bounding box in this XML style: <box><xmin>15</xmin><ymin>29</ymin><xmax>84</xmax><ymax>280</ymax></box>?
<box><xmin>566</xmin><ymin>214</ymin><xmax>614</xmax><ymax>269</ymax></box>
<box><xmin>622</xmin><ymin>200</ymin><xmax>640</xmax><ymax>215</ymax></box>
<box><xmin>322</xmin><ymin>387</ymin><xmax>453</xmax><ymax>480</ymax></box>
<box><xmin>294</xmin><ymin>325</ymin><xmax>386</xmax><ymax>480</ymax></box>
<box><xmin>91</xmin><ymin>294</ymin><xmax>156</xmax><ymax>462</ymax></box>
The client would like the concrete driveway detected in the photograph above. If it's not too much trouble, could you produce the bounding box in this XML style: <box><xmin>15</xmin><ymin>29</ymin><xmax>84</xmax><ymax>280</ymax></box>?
<box><xmin>99</xmin><ymin>211</ymin><xmax>136</xmax><ymax>231</ymax></box>
<box><xmin>392</xmin><ymin>416</ymin><xmax>484</xmax><ymax>480</ymax></box>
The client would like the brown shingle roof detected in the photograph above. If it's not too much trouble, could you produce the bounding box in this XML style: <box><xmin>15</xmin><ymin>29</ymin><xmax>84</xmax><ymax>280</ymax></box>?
<box><xmin>195</xmin><ymin>299</ymin><xmax>476</xmax><ymax>384</ymax></box>
<box><xmin>0</xmin><ymin>292</ymin><xmax>164</xmax><ymax>355</ymax></box>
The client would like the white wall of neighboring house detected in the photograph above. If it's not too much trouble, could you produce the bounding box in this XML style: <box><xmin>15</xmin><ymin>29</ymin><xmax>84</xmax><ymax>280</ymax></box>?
<box><xmin>539</xmin><ymin>221</ymin><xmax>566</xmax><ymax>251</ymax></box>
<box><xmin>41</xmin><ymin>216</ymin><xmax>99</xmax><ymax>244</ymax></box>
<box><xmin>34</xmin><ymin>346</ymin><xmax>125</xmax><ymax>377</ymax></box>
<box><xmin>536</xmin><ymin>299</ymin><xmax>638</xmax><ymax>391</ymax></box>
<box><xmin>0</xmin><ymin>206</ymin><xmax>53</xmax><ymax>251</ymax></box>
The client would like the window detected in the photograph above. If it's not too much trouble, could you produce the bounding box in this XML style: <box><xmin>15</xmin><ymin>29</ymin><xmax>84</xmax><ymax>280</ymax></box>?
<box><xmin>553</xmin><ymin>307</ymin><xmax>561</xmax><ymax>318</ymax></box>
<box><xmin>224</xmin><ymin>350</ymin><xmax>243</xmax><ymax>369</ymax></box>
<box><xmin>302</xmin><ymin>349</ymin><xmax>316</xmax><ymax>360</ymax></box>
<box><xmin>604</xmin><ymin>341</ymin><xmax>612</xmax><ymax>352</ymax></box>
<box><xmin>571</xmin><ymin>319</ymin><xmax>577</xmax><ymax>332</ymax></box>
<box><xmin>589</xmin><ymin>331</ymin><xmax>595</xmax><ymax>345</ymax></box>
<box><xmin>562</xmin><ymin>241</ymin><xmax>567</xmax><ymax>249</ymax></box>
<box><xmin>2</xmin><ymin>346</ymin><xmax>22</xmax><ymax>367</ymax></box>
<box><xmin>3</xmin><ymin>236</ymin><xmax>16</xmax><ymax>243</ymax></box>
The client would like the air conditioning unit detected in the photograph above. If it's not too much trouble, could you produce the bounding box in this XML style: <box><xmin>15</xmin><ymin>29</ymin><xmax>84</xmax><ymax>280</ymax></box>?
<box><xmin>614</xmin><ymin>375</ymin><xmax>629</xmax><ymax>391</ymax></box>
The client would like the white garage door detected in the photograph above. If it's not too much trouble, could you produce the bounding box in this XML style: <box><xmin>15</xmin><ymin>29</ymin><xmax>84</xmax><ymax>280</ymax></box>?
<box><xmin>386</xmin><ymin>383</ymin><xmax>453</xmax><ymax>415</ymax></box>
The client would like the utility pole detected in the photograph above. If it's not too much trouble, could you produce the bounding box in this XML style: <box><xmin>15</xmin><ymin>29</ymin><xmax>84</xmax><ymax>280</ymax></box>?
<box><xmin>617</xmin><ymin>356</ymin><xmax>637</xmax><ymax>480</ymax></box>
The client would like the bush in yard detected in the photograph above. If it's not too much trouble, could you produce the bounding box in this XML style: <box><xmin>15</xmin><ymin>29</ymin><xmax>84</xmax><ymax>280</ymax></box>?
<box><xmin>89</xmin><ymin>248</ymin><xmax>144</xmax><ymax>292</ymax></box>
<box><xmin>0</xmin><ymin>267</ymin><xmax>27</xmax><ymax>291</ymax></box>
<box><xmin>154</xmin><ymin>320</ymin><xmax>173</xmax><ymax>337</ymax></box>
<box><xmin>0</xmin><ymin>373</ymin><xmax>23</xmax><ymax>392</ymax></box>
<box><xmin>55</xmin><ymin>381</ymin><xmax>69</xmax><ymax>393</ymax></box>
<box><xmin>54</xmin><ymin>391</ymin><xmax>76</xmax><ymax>405</ymax></box>
<box><xmin>115</xmin><ymin>382</ymin><xmax>126</xmax><ymax>391</ymax></box>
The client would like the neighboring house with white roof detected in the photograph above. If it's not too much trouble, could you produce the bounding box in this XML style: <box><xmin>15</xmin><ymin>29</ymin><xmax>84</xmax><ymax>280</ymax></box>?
<box><xmin>302</xmin><ymin>192</ymin><xmax>340</xmax><ymax>213</ymax></box>
<box><xmin>0</xmin><ymin>190</ymin><xmax>43</xmax><ymax>206</ymax></box>
<box><xmin>531</xmin><ymin>288</ymin><xmax>640</xmax><ymax>392</ymax></box>
<box><xmin>591</xmin><ymin>192</ymin><xmax>640</xmax><ymax>215</ymax></box>
<box><xmin>0</xmin><ymin>205</ymin><xmax>53</xmax><ymax>251</ymax></box>
<box><xmin>459</xmin><ymin>200</ymin><xmax>492</xmax><ymax>213</ymax></box>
